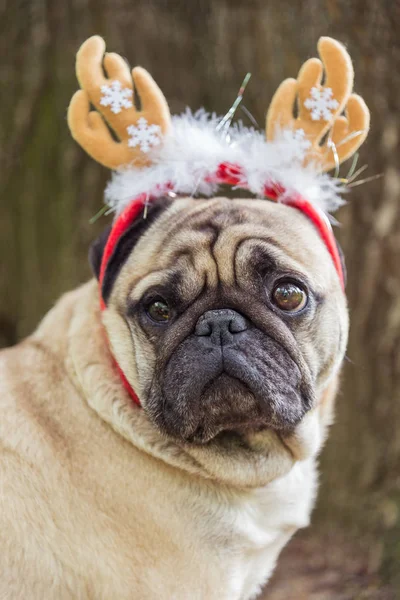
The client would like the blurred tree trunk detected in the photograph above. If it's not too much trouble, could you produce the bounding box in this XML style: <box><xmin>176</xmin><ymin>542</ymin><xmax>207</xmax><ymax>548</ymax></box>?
<box><xmin>1</xmin><ymin>0</ymin><xmax>399</xmax><ymax>593</ymax></box>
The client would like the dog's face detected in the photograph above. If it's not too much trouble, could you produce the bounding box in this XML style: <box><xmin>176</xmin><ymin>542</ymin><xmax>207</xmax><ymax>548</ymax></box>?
<box><xmin>92</xmin><ymin>197</ymin><xmax>348</xmax><ymax>445</ymax></box>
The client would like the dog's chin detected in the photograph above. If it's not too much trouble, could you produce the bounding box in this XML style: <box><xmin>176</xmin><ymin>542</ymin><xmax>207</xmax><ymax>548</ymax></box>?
<box><xmin>181</xmin><ymin>374</ymin><xmax>268</xmax><ymax>444</ymax></box>
<box><xmin>150</xmin><ymin>373</ymin><xmax>303</xmax><ymax>445</ymax></box>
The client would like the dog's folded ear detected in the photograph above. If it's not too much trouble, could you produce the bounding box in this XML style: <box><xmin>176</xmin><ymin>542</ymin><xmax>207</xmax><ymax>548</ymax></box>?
<box><xmin>89</xmin><ymin>197</ymin><xmax>173</xmax><ymax>302</ymax></box>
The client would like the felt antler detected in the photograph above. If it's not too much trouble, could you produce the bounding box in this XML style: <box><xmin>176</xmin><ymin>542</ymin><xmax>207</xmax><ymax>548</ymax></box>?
<box><xmin>68</xmin><ymin>36</ymin><xmax>171</xmax><ymax>170</ymax></box>
<box><xmin>266</xmin><ymin>37</ymin><xmax>370</xmax><ymax>172</ymax></box>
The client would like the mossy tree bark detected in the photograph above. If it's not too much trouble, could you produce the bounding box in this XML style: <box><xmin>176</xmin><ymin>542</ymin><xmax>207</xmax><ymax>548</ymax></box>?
<box><xmin>1</xmin><ymin>0</ymin><xmax>399</xmax><ymax>592</ymax></box>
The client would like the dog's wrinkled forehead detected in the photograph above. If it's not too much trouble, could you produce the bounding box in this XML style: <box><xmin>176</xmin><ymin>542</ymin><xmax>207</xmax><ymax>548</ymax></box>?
<box><xmin>110</xmin><ymin>196</ymin><xmax>340</xmax><ymax>306</ymax></box>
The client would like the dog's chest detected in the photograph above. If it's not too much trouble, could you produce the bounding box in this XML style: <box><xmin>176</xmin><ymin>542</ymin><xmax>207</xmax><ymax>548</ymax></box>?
<box><xmin>71</xmin><ymin>451</ymin><xmax>317</xmax><ymax>600</ymax></box>
<box><xmin>196</xmin><ymin>459</ymin><xmax>317</xmax><ymax>599</ymax></box>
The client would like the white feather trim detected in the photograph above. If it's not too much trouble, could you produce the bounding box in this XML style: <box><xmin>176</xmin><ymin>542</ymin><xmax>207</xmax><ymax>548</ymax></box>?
<box><xmin>104</xmin><ymin>111</ymin><xmax>345</xmax><ymax>216</ymax></box>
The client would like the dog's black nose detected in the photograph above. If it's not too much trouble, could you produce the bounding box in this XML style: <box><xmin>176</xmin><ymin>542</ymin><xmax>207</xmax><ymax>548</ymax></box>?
<box><xmin>194</xmin><ymin>309</ymin><xmax>248</xmax><ymax>346</ymax></box>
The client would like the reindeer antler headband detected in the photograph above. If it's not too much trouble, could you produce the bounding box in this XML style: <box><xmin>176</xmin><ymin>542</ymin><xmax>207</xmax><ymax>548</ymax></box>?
<box><xmin>68</xmin><ymin>35</ymin><xmax>370</xmax><ymax>293</ymax></box>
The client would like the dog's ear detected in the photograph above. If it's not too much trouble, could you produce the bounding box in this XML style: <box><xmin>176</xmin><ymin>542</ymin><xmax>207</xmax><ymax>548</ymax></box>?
<box><xmin>88</xmin><ymin>197</ymin><xmax>173</xmax><ymax>303</ymax></box>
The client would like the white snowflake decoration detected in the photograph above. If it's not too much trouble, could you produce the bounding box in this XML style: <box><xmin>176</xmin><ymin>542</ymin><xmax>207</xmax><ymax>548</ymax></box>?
<box><xmin>100</xmin><ymin>80</ymin><xmax>133</xmax><ymax>114</ymax></box>
<box><xmin>304</xmin><ymin>87</ymin><xmax>339</xmax><ymax>121</ymax></box>
<box><xmin>127</xmin><ymin>117</ymin><xmax>162</xmax><ymax>153</ymax></box>
<box><xmin>281</xmin><ymin>128</ymin><xmax>312</xmax><ymax>160</ymax></box>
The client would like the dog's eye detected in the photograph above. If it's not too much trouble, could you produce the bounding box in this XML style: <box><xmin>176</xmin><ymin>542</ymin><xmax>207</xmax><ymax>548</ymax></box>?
<box><xmin>272</xmin><ymin>281</ymin><xmax>307</xmax><ymax>312</ymax></box>
<box><xmin>145</xmin><ymin>297</ymin><xmax>171</xmax><ymax>323</ymax></box>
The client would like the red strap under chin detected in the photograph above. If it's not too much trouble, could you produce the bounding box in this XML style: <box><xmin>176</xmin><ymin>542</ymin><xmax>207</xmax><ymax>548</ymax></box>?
<box><xmin>98</xmin><ymin>164</ymin><xmax>345</xmax><ymax>407</ymax></box>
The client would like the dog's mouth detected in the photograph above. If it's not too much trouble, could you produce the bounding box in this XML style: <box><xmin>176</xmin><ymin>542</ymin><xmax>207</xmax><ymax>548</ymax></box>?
<box><xmin>181</xmin><ymin>373</ymin><xmax>270</xmax><ymax>444</ymax></box>
<box><xmin>146</xmin><ymin>328</ymin><xmax>313</xmax><ymax>444</ymax></box>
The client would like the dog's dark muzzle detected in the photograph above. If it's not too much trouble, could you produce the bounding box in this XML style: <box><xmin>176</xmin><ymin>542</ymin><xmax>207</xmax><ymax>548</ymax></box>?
<box><xmin>150</xmin><ymin>307</ymin><xmax>313</xmax><ymax>443</ymax></box>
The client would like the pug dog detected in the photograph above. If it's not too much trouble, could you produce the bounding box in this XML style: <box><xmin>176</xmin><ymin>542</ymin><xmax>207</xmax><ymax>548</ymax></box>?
<box><xmin>0</xmin><ymin>195</ymin><xmax>348</xmax><ymax>599</ymax></box>
<box><xmin>0</xmin><ymin>33</ymin><xmax>369</xmax><ymax>600</ymax></box>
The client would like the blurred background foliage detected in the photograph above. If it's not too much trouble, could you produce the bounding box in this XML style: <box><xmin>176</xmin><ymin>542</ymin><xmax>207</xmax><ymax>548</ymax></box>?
<box><xmin>0</xmin><ymin>0</ymin><xmax>399</xmax><ymax>597</ymax></box>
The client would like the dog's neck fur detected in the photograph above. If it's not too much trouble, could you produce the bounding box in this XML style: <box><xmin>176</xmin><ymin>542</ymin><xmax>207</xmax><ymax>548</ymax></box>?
<box><xmin>35</xmin><ymin>279</ymin><xmax>336</xmax><ymax>489</ymax></box>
